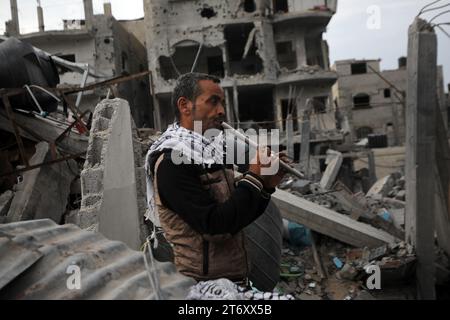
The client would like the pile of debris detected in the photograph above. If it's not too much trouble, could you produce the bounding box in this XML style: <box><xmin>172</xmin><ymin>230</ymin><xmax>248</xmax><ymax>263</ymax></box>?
<box><xmin>273</xmin><ymin>148</ymin><xmax>423</xmax><ymax>299</ymax></box>
<box><xmin>276</xmin><ymin>236</ymin><xmax>419</xmax><ymax>300</ymax></box>
<box><xmin>0</xmin><ymin>141</ymin><xmax>81</xmax><ymax>225</ymax></box>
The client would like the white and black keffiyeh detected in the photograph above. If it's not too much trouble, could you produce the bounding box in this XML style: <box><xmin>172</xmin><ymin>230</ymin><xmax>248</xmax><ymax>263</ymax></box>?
<box><xmin>144</xmin><ymin>123</ymin><xmax>225</xmax><ymax>228</ymax></box>
<box><xmin>186</xmin><ymin>278</ymin><xmax>295</xmax><ymax>300</ymax></box>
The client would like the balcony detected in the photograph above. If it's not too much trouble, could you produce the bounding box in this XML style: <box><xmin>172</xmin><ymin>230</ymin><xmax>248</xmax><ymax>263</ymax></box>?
<box><xmin>272</xmin><ymin>0</ymin><xmax>337</xmax><ymax>25</ymax></box>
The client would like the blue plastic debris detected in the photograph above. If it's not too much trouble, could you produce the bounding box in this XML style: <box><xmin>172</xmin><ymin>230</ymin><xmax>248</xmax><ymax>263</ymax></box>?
<box><xmin>379</xmin><ymin>209</ymin><xmax>391</xmax><ymax>222</ymax></box>
<box><xmin>333</xmin><ymin>257</ymin><xmax>344</xmax><ymax>269</ymax></box>
<box><xmin>288</xmin><ymin>222</ymin><xmax>312</xmax><ymax>247</ymax></box>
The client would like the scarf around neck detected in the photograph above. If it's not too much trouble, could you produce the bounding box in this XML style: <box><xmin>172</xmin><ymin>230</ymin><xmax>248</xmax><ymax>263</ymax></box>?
<box><xmin>144</xmin><ymin>123</ymin><xmax>226</xmax><ymax>226</ymax></box>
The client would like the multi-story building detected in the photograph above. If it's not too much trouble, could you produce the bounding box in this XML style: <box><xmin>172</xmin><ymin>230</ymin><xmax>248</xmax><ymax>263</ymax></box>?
<box><xmin>332</xmin><ymin>58</ymin><xmax>408</xmax><ymax>146</ymax></box>
<box><xmin>3</xmin><ymin>0</ymin><xmax>152</xmax><ymax>128</ymax></box>
<box><xmin>332</xmin><ymin>58</ymin><xmax>447</xmax><ymax>146</ymax></box>
<box><xmin>144</xmin><ymin>0</ymin><xmax>338</xmax><ymax>133</ymax></box>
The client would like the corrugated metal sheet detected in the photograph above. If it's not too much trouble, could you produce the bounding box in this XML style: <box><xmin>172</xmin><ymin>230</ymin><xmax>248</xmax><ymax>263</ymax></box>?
<box><xmin>0</xmin><ymin>219</ymin><xmax>195</xmax><ymax>300</ymax></box>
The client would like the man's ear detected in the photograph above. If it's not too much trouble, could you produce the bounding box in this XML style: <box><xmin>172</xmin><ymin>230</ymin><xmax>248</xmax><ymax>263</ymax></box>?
<box><xmin>177</xmin><ymin>97</ymin><xmax>192</xmax><ymax>117</ymax></box>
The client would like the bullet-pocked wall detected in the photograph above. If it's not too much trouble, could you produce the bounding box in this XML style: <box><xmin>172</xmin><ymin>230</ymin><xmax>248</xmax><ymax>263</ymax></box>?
<box><xmin>144</xmin><ymin>0</ymin><xmax>338</xmax><ymax>131</ymax></box>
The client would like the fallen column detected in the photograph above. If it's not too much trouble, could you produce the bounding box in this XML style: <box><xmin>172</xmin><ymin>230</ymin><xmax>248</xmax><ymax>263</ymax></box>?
<box><xmin>272</xmin><ymin>188</ymin><xmax>398</xmax><ymax>248</ymax></box>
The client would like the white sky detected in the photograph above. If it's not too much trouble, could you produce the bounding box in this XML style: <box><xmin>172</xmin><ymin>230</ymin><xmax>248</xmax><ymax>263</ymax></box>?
<box><xmin>325</xmin><ymin>0</ymin><xmax>449</xmax><ymax>85</ymax></box>
<box><xmin>0</xmin><ymin>0</ymin><xmax>449</xmax><ymax>86</ymax></box>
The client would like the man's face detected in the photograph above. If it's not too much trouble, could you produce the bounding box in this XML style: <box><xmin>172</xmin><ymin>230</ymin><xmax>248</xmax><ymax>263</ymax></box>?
<box><xmin>191</xmin><ymin>80</ymin><xmax>226</xmax><ymax>132</ymax></box>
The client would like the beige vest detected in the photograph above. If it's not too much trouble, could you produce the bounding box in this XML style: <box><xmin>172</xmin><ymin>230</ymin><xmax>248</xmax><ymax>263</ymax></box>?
<box><xmin>153</xmin><ymin>154</ymin><xmax>249</xmax><ymax>281</ymax></box>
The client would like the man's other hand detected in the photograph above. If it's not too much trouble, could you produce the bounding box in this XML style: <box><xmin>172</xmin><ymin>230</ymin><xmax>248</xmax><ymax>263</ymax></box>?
<box><xmin>249</xmin><ymin>147</ymin><xmax>291</xmax><ymax>190</ymax></box>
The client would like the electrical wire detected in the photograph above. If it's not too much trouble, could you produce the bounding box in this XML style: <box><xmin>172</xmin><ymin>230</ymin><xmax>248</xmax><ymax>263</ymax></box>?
<box><xmin>436</xmin><ymin>25</ymin><xmax>450</xmax><ymax>38</ymax></box>
<box><xmin>429</xmin><ymin>9</ymin><xmax>450</xmax><ymax>23</ymax></box>
<box><xmin>421</xmin><ymin>2</ymin><xmax>450</xmax><ymax>15</ymax></box>
<box><xmin>418</xmin><ymin>0</ymin><xmax>444</xmax><ymax>16</ymax></box>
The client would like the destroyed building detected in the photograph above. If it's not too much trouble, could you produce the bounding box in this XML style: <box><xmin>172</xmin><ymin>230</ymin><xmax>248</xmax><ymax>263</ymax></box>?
<box><xmin>144</xmin><ymin>0</ymin><xmax>338</xmax><ymax>134</ymax></box>
<box><xmin>332</xmin><ymin>58</ymin><xmax>447</xmax><ymax>146</ymax></box>
<box><xmin>3</xmin><ymin>0</ymin><xmax>153</xmax><ymax>128</ymax></box>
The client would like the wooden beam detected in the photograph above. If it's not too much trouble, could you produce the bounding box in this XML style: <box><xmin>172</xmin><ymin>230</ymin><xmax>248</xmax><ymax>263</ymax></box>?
<box><xmin>272</xmin><ymin>188</ymin><xmax>397</xmax><ymax>248</ymax></box>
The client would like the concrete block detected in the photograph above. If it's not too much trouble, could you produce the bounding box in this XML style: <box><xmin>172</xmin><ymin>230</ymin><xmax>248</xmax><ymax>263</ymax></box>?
<box><xmin>7</xmin><ymin>142</ymin><xmax>77</xmax><ymax>223</ymax></box>
<box><xmin>81</xmin><ymin>167</ymin><xmax>104</xmax><ymax>196</ymax></box>
<box><xmin>85</xmin><ymin>136</ymin><xmax>105</xmax><ymax>168</ymax></box>
<box><xmin>80</xmin><ymin>194</ymin><xmax>102</xmax><ymax>209</ymax></box>
<box><xmin>366</xmin><ymin>175</ymin><xmax>395</xmax><ymax>198</ymax></box>
<box><xmin>91</xmin><ymin>116</ymin><xmax>111</xmax><ymax>133</ymax></box>
<box><xmin>320</xmin><ymin>150</ymin><xmax>343</xmax><ymax>190</ymax></box>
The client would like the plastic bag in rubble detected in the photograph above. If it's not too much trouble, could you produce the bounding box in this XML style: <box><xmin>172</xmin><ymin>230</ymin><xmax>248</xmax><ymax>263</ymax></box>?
<box><xmin>186</xmin><ymin>278</ymin><xmax>294</xmax><ymax>300</ymax></box>
<box><xmin>283</xmin><ymin>220</ymin><xmax>312</xmax><ymax>248</ymax></box>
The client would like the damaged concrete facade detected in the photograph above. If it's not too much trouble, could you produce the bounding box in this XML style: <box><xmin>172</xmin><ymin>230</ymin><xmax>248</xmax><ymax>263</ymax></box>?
<box><xmin>3</xmin><ymin>0</ymin><xmax>153</xmax><ymax>128</ymax></box>
<box><xmin>144</xmin><ymin>0</ymin><xmax>338</xmax><ymax>133</ymax></box>
<box><xmin>332</xmin><ymin>59</ymin><xmax>407</xmax><ymax>146</ymax></box>
<box><xmin>332</xmin><ymin>58</ymin><xmax>447</xmax><ymax>146</ymax></box>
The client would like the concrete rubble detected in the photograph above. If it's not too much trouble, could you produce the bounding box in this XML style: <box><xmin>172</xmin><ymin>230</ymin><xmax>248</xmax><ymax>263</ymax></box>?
<box><xmin>273</xmin><ymin>146</ymin><xmax>445</xmax><ymax>299</ymax></box>
<box><xmin>6</xmin><ymin>142</ymin><xmax>78</xmax><ymax>224</ymax></box>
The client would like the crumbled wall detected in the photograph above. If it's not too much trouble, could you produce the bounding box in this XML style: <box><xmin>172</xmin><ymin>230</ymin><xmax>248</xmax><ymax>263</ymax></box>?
<box><xmin>77</xmin><ymin>99</ymin><xmax>149</xmax><ymax>250</ymax></box>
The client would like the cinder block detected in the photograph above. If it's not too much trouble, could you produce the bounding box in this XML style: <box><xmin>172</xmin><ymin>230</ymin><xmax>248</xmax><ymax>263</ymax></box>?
<box><xmin>81</xmin><ymin>167</ymin><xmax>104</xmax><ymax>196</ymax></box>
<box><xmin>85</xmin><ymin>136</ymin><xmax>104</xmax><ymax>167</ymax></box>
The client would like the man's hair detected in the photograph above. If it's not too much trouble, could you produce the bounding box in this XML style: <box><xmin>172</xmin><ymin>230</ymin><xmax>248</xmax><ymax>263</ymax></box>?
<box><xmin>172</xmin><ymin>72</ymin><xmax>221</xmax><ymax>120</ymax></box>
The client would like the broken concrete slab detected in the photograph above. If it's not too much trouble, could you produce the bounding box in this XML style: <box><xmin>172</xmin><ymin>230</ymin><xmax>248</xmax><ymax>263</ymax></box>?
<box><xmin>271</xmin><ymin>188</ymin><xmax>398</xmax><ymax>248</ymax></box>
<box><xmin>366</xmin><ymin>175</ymin><xmax>395</xmax><ymax>198</ymax></box>
<box><xmin>6</xmin><ymin>142</ymin><xmax>77</xmax><ymax>223</ymax></box>
<box><xmin>77</xmin><ymin>99</ymin><xmax>146</xmax><ymax>250</ymax></box>
<box><xmin>0</xmin><ymin>190</ymin><xmax>14</xmax><ymax>217</ymax></box>
<box><xmin>332</xmin><ymin>181</ymin><xmax>368</xmax><ymax>221</ymax></box>
<box><xmin>320</xmin><ymin>150</ymin><xmax>343</xmax><ymax>190</ymax></box>
<box><xmin>0</xmin><ymin>108</ymin><xmax>88</xmax><ymax>155</ymax></box>
<box><xmin>390</xmin><ymin>208</ymin><xmax>405</xmax><ymax>230</ymax></box>
<box><xmin>290</xmin><ymin>179</ymin><xmax>311</xmax><ymax>194</ymax></box>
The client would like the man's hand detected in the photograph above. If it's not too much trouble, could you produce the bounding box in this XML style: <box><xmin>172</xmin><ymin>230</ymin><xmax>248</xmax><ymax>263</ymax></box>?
<box><xmin>249</xmin><ymin>147</ymin><xmax>291</xmax><ymax>190</ymax></box>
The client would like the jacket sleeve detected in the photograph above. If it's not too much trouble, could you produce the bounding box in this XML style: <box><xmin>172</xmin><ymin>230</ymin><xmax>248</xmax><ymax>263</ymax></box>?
<box><xmin>156</xmin><ymin>156</ymin><xmax>271</xmax><ymax>235</ymax></box>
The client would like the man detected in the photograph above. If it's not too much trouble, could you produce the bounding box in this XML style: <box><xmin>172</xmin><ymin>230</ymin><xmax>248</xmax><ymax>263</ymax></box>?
<box><xmin>146</xmin><ymin>73</ymin><xmax>286</xmax><ymax>284</ymax></box>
